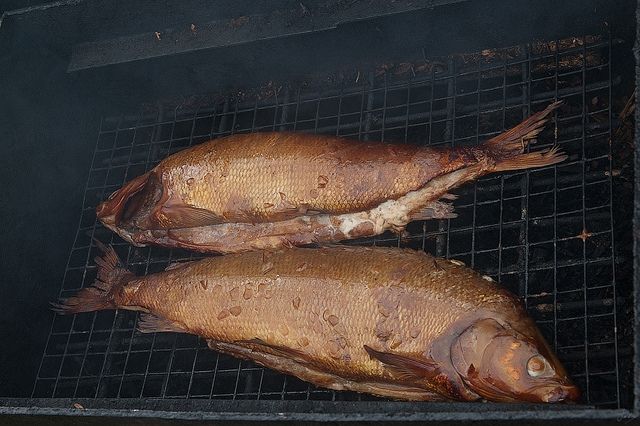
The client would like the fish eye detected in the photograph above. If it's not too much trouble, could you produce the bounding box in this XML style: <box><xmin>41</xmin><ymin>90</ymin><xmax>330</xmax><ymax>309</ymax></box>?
<box><xmin>527</xmin><ymin>355</ymin><xmax>546</xmax><ymax>377</ymax></box>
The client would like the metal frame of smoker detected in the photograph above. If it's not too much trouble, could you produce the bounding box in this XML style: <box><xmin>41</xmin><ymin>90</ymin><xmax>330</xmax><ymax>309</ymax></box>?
<box><xmin>0</xmin><ymin>0</ymin><xmax>637</xmax><ymax>422</ymax></box>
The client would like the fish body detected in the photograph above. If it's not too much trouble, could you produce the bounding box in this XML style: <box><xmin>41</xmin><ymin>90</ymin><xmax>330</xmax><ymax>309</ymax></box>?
<box><xmin>55</xmin><ymin>244</ymin><xmax>579</xmax><ymax>403</ymax></box>
<box><xmin>156</xmin><ymin>133</ymin><xmax>444</xmax><ymax>221</ymax></box>
<box><xmin>97</xmin><ymin>102</ymin><xmax>566</xmax><ymax>252</ymax></box>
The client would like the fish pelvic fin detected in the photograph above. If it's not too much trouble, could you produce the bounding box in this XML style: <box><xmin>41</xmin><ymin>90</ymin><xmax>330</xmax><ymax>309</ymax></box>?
<box><xmin>484</xmin><ymin>101</ymin><xmax>562</xmax><ymax>155</ymax></box>
<box><xmin>408</xmin><ymin>200</ymin><xmax>457</xmax><ymax>221</ymax></box>
<box><xmin>50</xmin><ymin>241</ymin><xmax>133</xmax><ymax>315</ymax></box>
<box><xmin>235</xmin><ymin>337</ymin><xmax>310</xmax><ymax>362</ymax></box>
<box><xmin>137</xmin><ymin>313</ymin><xmax>189</xmax><ymax>334</ymax></box>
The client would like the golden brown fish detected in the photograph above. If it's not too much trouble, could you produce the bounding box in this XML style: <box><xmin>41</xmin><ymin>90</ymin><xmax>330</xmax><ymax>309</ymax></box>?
<box><xmin>53</xmin><ymin>244</ymin><xmax>579</xmax><ymax>403</ymax></box>
<box><xmin>97</xmin><ymin>102</ymin><xmax>566</xmax><ymax>253</ymax></box>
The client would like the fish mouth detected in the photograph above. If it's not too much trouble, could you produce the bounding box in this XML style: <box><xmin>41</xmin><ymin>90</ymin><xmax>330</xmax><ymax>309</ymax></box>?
<box><xmin>473</xmin><ymin>383</ymin><xmax>580</xmax><ymax>404</ymax></box>
<box><xmin>504</xmin><ymin>378</ymin><xmax>581</xmax><ymax>404</ymax></box>
<box><xmin>96</xmin><ymin>198</ymin><xmax>139</xmax><ymax>245</ymax></box>
<box><xmin>96</xmin><ymin>171</ymin><xmax>152</xmax><ymax>245</ymax></box>
<box><xmin>534</xmin><ymin>383</ymin><xmax>581</xmax><ymax>403</ymax></box>
<box><xmin>99</xmin><ymin>216</ymin><xmax>139</xmax><ymax>245</ymax></box>
<box><xmin>465</xmin><ymin>374</ymin><xmax>580</xmax><ymax>404</ymax></box>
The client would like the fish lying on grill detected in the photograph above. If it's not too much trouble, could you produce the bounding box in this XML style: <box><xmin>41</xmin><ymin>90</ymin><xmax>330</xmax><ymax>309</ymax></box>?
<box><xmin>97</xmin><ymin>102</ymin><xmax>566</xmax><ymax>253</ymax></box>
<box><xmin>53</xmin><ymin>243</ymin><xmax>579</xmax><ymax>403</ymax></box>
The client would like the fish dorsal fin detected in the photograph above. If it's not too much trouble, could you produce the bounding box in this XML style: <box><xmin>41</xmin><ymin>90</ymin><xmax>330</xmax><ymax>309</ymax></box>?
<box><xmin>159</xmin><ymin>204</ymin><xmax>224</xmax><ymax>228</ymax></box>
<box><xmin>363</xmin><ymin>345</ymin><xmax>440</xmax><ymax>382</ymax></box>
<box><xmin>137</xmin><ymin>313</ymin><xmax>189</xmax><ymax>334</ymax></box>
<box><xmin>164</xmin><ymin>261</ymin><xmax>194</xmax><ymax>271</ymax></box>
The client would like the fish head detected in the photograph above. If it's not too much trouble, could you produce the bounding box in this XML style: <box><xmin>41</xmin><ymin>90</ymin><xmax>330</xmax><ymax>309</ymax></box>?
<box><xmin>451</xmin><ymin>317</ymin><xmax>580</xmax><ymax>403</ymax></box>
<box><xmin>96</xmin><ymin>171</ymin><xmax>162</xmax><ymax>241</ymax></box>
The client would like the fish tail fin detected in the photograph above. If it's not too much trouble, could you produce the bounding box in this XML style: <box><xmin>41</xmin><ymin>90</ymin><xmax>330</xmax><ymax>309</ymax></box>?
<box><xmin>51</xmin><ymin>241</ymin><xmax>132</xmax><ymax>315</ymax></box>
<box><xmin>481</xmin><ymin>101</ymin><xmax>567</xmax><ymax>172</ymax></box>
<box><xmin>492</xmin><ymin>145</ymin><xmax>568</xmax><ymax>173</ymax></box>
<box><xmin>483</xmin><ymin>101</ymin><xmax>562</xmax><ymax>155</ymax></box>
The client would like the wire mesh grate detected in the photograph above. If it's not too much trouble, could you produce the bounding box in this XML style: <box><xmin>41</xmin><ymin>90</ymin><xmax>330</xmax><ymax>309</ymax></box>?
<box><xmin>33</xmin><ymin>32</ymin><xmax>632</xmax><ymax>408</ymax></box>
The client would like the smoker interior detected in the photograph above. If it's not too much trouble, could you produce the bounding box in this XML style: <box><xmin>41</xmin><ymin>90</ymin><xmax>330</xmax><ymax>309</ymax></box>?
<box><xmin>0</xmin><ymin>0</ymin><xmax>636</xmax><ymax>422</ymax></box>
<box><xmin>33</xmin><ymin>33</ymin><xmax>633</xmax><ymax>405</ymax></box>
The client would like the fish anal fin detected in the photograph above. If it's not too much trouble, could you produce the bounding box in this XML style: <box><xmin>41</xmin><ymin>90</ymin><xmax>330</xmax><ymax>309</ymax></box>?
<box><xmin>235</xmin><ymin>337</ymin><xmax>309</xmax><ymax>361</ymax></box>
<box><xmin>409</xmin><ymin>201</ymin><xmax>457</xmax><ymax>221</ymax></box>
<box><xmin>159</xmin><ymin>204</ymin><xmax>224</xmax><ymax>228</ymax></box>
<box><xmin>267</xmin><ymin>203</ymin><xmax>327</xmax><ymax>222</ymax></box>
<box><xmin>364</xmin><ymin>345</ymin><xmax>440</xmax><ymax>382</ymax></box>
<box><xmin>137</xmin><ymin>313</ymin><xmax>189</xmax><ymax>334</ymax></box>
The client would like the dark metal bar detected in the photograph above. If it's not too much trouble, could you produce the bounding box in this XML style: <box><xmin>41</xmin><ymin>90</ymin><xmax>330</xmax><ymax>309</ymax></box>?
<box><xmin>553</xmin><ymin>38</ymin><xmax>561</xmax><ymax>354</ymax></box>
<box><xmin>426</xmin><ymin>64</ymin><xmax>437</xmax><ymax>254</ymax></box>
<box><xmin>363</xmin><ymin>72</ymin><xmax>375</xmax><ymax>142</ymax></box>
<box><xmin>218</xmin><ymin>98</ymin><xmax>230</xmax><ymax>134</ymax></box>
<box><xmin>606</xmin><ymin>31</ymin><xmax>622</xmax><ymax>409</ymax></box>
<box><xmin>518</xmin><ymin>48</ymin><xmax>531</xmax><ymax>307</ymax></box>
<box><xmin>77</xmin><ymin>114</ymin><xmax>131</xmax><ymax>399</ymax></box>
<box><xmin>157</xmin><ymin>106</ymin><xmax>184</xmax><ymax>399</ymax></box>
<box><xmin>580</xmin><ymin>36</ymin><xmax>591</xmax><ymax>402</ymax></box>
<box><xmin>470</xmin><ymin>58</ymin><xmax>482</xmax><ymax>268</ymax></box>
<box><xmin>292</xmin><ymin>87</ymin><xmax>302</xmax><ymax>132</ymax></box>
<box><xmin>134</xmin><ymin>108</ymin><xmax>167</xmax><ymax>399</ymax></box>
<box><xmin>115</xmin><ymin>108</ymin><xmax>151</xmax><ymax>399</ymax></box>
<box><xmin>185</xmin><ymin>108</ymin><xmax>213</xmax><ymax>399</ymax></box>
<box><xmin>497</xmin><ymin>55</ymin><xmax>508</xmax><ymax>282</ymax></box>
<box><xmin>31</xmin><ymin>112</ymin><xmax>107</xmax><ymax>397</ymax></box>
<box><xmin>439</xmin><ymin>60</ymin><xmax>456</xmax><ymax>258</ymax></box>
<box><xmin>279</xmin><ymin>86</ymin><xmax>290</xmax><ymax>132</ymax></box>
<box><xmin>379</xmin><ymin>75</ymin><xmax>401</xmax><ymax>250</ymax></box>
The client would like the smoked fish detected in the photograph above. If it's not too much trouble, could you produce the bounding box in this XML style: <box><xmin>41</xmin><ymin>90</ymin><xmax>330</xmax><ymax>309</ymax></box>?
<box><xmin>54</xmin><ymin>244</ymin><xmax>579</xmax><ymax>403</ymax></box>
<box><xmin>97</xmin><ymin>102</ymin><xmax>567</xmax><ymax>253</ymax></box>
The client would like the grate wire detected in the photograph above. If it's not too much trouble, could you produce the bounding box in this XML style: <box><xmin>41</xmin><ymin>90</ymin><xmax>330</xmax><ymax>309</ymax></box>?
<box><xmin>32</xmin><ymin>32</ymin><xmax>629</xmax><ymax>407</ymax></box>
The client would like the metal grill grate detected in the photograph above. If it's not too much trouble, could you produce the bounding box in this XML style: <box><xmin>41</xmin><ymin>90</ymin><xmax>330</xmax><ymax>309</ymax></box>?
<box><xmin>32</xmin><ymin>32</ymin><xmax>631</xmax><ymax>408</ymax></box>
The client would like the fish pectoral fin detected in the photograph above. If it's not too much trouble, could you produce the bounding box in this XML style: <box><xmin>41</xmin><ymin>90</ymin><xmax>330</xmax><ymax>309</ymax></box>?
<box><xmin>207</xmin><ymin>339</ymin><xmax>447</xmax><ymax>401</ymax></box>
<box><xmin>159</xmin><ymin>204</ymin><xmax>225</xmax><ymax>228</ymax></box>
<box><xmin>137</xmin><ymin>313</ymin><xmax>189</xmax><ymax>334</ymax></box>
<box><xmin>235</xmin><ymin>337</ymin><xmax>309</xmax><ymax>362</ymax></box>
<box><xmin>364</xmin><ymin>345</ymin><xmax>440</xmax><ymax>382</ymax></box>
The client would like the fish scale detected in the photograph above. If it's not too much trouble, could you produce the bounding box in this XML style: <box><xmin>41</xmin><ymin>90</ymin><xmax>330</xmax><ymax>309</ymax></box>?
<box><xmin>55</xmin><ymin>245</ymin><xmax>579</xmax><ymax>402</ymax></box>
<box><xmin>123</xmin><ymin>249</ymin><xmax>503</xmax><ymax>373</ymax></box>
<box><xmin>98</xmin><ymin>103</ymin><xmax>567</xmax><ymax>251</ymax></box>
<box><xmin>165</xmin><ymin>133</ymin><xmax>431</xmax><ymax>221</ymax></box>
